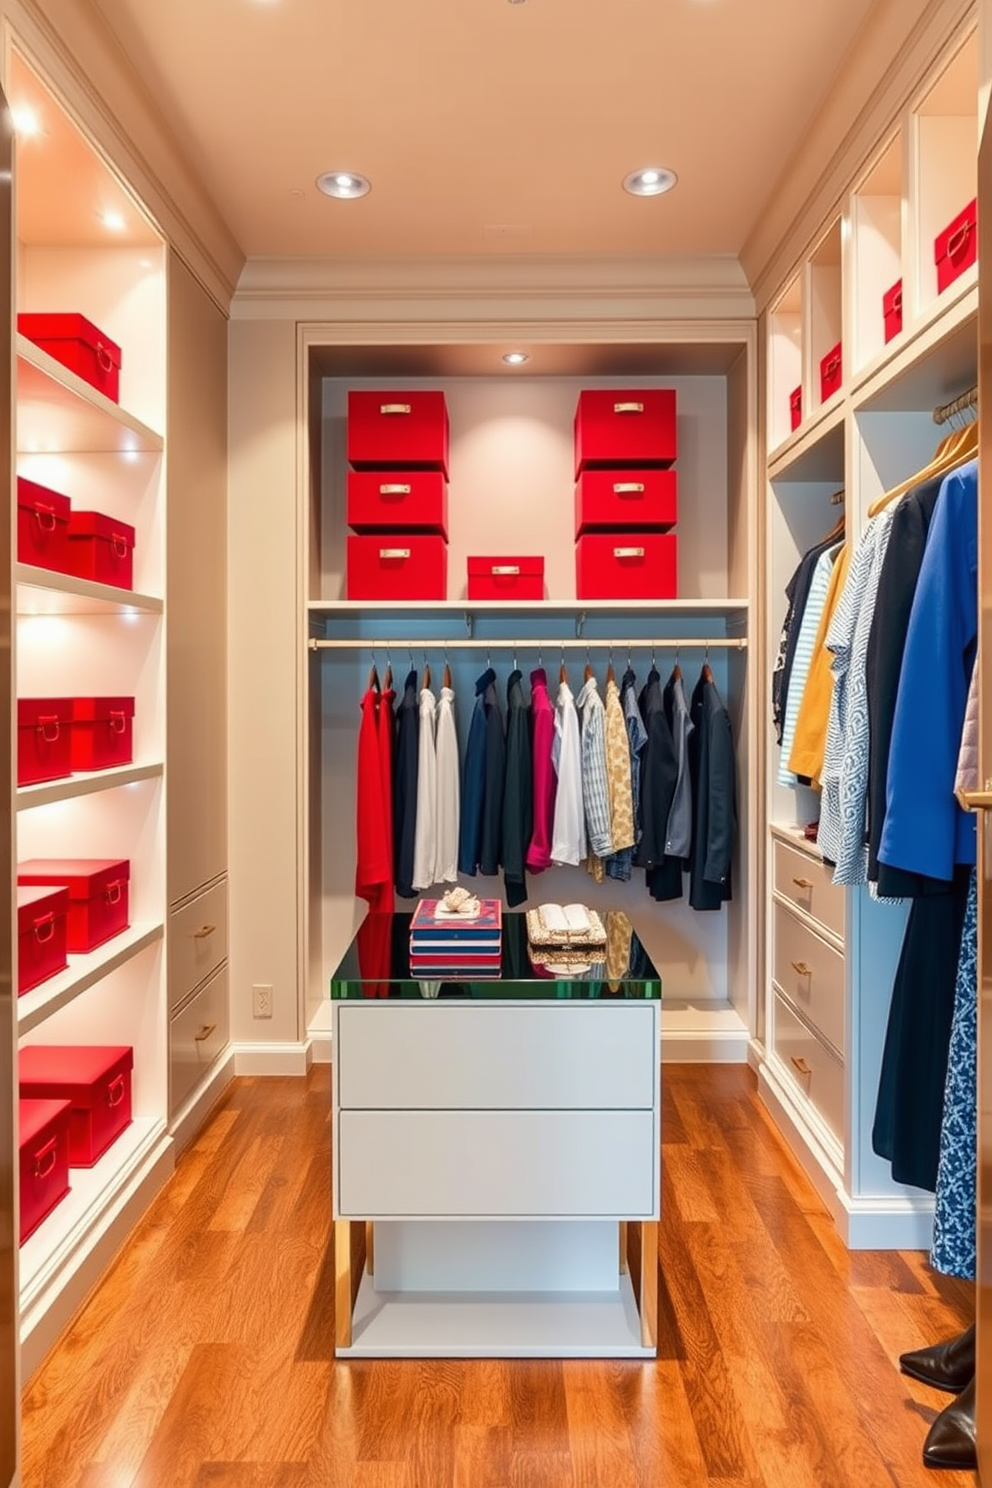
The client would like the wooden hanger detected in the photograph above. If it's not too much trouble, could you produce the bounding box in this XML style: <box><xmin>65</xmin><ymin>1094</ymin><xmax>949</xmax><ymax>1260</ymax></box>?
<box><xmin>584</xmin><ymin>658</ymin><xmax>595</xmax><ymax>682</ymax></box>
<box><xmin>559</xmin><ymin>659</ymin><xmax>569</xmax><ymax>684</ymax></box>
<box><xmin>606</xmin><ymin>657</ymin><xmax>615</xmax><ymax>684</ymax></box>
<box><xmin>868</xmin><ymin>420</ymin><xmax>977</xmax><ymax>517</ymax></box>
<box><xmin>443</xmin><ymin>660</ymin><xmax>451</xmax><ymax>689</ymax></box>
<box><xmin>423</xmin><ymin>661</ymin><xmax>431</xmax><ymax>689</ymax></box>
<box><xmin>367</xmin><ymin>661</ymin><xmax>380</xmax><ymax>691</ymax></box>
<box><xmin>384</xmin><ymin>661</ymin><xmax>392</xmax><ymax>689</ymax></box>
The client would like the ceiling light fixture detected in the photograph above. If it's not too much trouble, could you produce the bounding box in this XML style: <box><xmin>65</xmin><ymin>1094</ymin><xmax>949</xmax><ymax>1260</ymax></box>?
<box><xmin>502</xmin><ymin>352</ymin><xmax>529</xmax><ymax>365</ymax></box>
<box><xmin>100</xmin><ymin>210</ymin><xmax>126</xmax><ymax>231</ymax></box>
<box><xmin>622</xmin><ymin>166</ymin><xmax>678</xmax><ymax>197</ymax></box>
<box><xmin>316</xmin><ymin>170</ymin><xmax>371</xmax><ymax>200</ymax></box>
<box><xmin>11</xmin><ymin>105</ymin><xmax>41</xmax><ymax>137</ymax></box>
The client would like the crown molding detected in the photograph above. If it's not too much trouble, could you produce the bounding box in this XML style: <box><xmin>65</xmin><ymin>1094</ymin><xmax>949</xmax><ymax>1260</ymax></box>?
<box><xmin>742</xmin><ymin>0</ymin><xmax>976</xmax><ymax>314</ymax></box>
<box><xmin>231</xmin><ymin>253</ymin><xmax>755</xmax><ymax>323</ymax></box>
<box><xmin>5</xmin><ymin>0</ymin><xmax>245</xmax><ymax>312</ymax></box>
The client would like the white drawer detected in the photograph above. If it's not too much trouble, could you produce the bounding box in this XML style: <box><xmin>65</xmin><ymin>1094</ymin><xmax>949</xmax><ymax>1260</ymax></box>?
<box><xmin>337</xmin><ymin>1109</ymin><xmax>656</xmax><ymax>1218</ymax></box>
<box><xmin>774</xmin><ymin>839</ymin><xmax>844</xmax><ymax>940</ymax></box>
<box><xmin>170</xmin><ymin>963</ymin><xmax>229</xmax><ymax>1115</ymax></box>
<box><xmin>168</xmin><ymin>878</ymin><xmax>228</xmax><ymax>1013</ymax></box>
<box><xmin>336</xmin><ymin>1003</ymin><xmax>656</xmax><ymax>1110</ymax></box>
<box><xmin>772</xmin><ymin>992</ymin><xmax>844</xmax><ymax>1147</ymax></box>
<box><xmin>773</xmin><ymin>902</ymin><xmax>845</xmax><ymax>1055</ymax></box>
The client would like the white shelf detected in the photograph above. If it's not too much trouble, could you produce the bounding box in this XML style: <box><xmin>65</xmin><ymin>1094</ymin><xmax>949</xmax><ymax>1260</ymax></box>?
<box><xmin>310</xmin><ymin>598</ymin><xmax>750</xmax><ymax>616</ymax></box>
<box><xmin>338</xmin><ymin>1269</ymin><xmax>652</xmax><ymax>1359</ymax></box>
<box><xmin>851</xmin><ymin>277</ymin><xmax>977</xmax><ymax>412</ymax></box>
<box><xmin>17</xmin><ymin>922</ymin><xmax>164</xmax><ymax>1035</ymax></box>
<box><xmin>768</xmin><ymin>404</ymin><xmax>845</xmax><ymax>484</ymax></box>
<box><xmin>16</xmin><ymin>565</ymin><xmax>162</xmax><ymax>616</ymax></box>
<box><xmin>16</xmin><ymin>762</ymin><xmax>163</xmax><ymax>811</ymax></box>
<box><xmin>19</xmin><ymin>1117</ymin><xmax>167</xmax><ymax>1308</ymax></box>
<box><xmin>16</xmin><ymin>336</ymin><xmax>164</xmax><ymax>455</ymax></box>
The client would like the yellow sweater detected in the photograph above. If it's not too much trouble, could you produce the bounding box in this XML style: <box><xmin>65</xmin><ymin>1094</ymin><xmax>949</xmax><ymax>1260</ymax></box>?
<box><xmin>787</xmin><ymin>540</ymin><xmax>851</xmax><ymax>784</ymax></box>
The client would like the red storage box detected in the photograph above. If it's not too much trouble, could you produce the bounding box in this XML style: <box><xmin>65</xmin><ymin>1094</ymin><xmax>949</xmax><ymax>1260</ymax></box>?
<box><xmin>935</xmin><ymin>199</ymin><xmax>977</xmax><ymax>294</ymax></box>
<box><xmin>347</xmin><ymin>391</ymin><xmax>449</xmax><ymax>476</ymax></box>
<box><xmin>17</xmin><ymin>477</ymin><xmax>71</xmax><ymax>574</ymax></box>
<box><xmin>820</xmin><ymin>342</ymin><xmax>843</xmax><ymax>403</ymax></box>
<box><xmin>17</xmin><ymin>697</ymin><xmax>73</xmax><ymax>786</ymax></box>
<box><xmin>575</xmin><ymin>534</ymin><xmax>678</xmax><ymax>600</ymax></box>
<box><xmin>883</xmin><ymin>280</ymin><xmax>903</xmax><ymax>343</ymax></box>
<box><xmin>789</xmin><ymin>386</ymin><xmax>802</xmax><ymax>432</ymax></box>
<box><xmin>17</xmin><ymin>859</ymin><xmax>130</xmax><ymax>954</ymax></box>
<box><xmin>575</xmin><ymin>469</ymin><xmax>678</xmax><ymax>535</ymax></box>
<box><xmin>67</xmin><ymin>511</ymin><xmax>136</xmax><ymax>591</ymax></box>
<box><xmin>18</xmin><ymin>313</ymin><xmax>122</xmax><ymax>403</ymax></box>
<box><xmin>467</xmin><ymin>556</ymin><xmax>544</xmax><ymax>600</ymax></box>
<box><xmin>347</xmin><ymin>471</ymin><xmax>448</xmax><ymax>536</ymax></box>
<box><xmin>574</xmin><ymin>389</ymin><xmax>677</xmax><ymax>474</ymax></box>
<box><xmin>17</xmin><ymin>885</ymin><xmax>69</xmax><ymax>995</ymax></box>
<box><xmin>347</xmin><ymin>535</ymin><xmax>447</xmax><ymax>601</ymax></box>
<box><xmin>19</xmin><ymin>1046</ymin><xmax>133</xmax><ymax>1168</ymax></box>
<box><xmin>69</xmin><ymin>696</ymin><xmax>135</xmax><ymax>772</ymax></box>
<box><xmin>19</xmin><ymin>1098</ymin><xmax>71</xmax><ymax>1242</ymax></box>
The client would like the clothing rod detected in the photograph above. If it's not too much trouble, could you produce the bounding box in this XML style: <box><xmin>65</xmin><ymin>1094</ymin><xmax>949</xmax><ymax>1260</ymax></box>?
<box><xmin>933</xmin><ymin>385</ymin><xmax>978</xmax><ymax>425</ymax></box>
<box><xmin>309</xmin><ymin>636</ymin><xmax>748</xmax><ymax>651</ymax></box>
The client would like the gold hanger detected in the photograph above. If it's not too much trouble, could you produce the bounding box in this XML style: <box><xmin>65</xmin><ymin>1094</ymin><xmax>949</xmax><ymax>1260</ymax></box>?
<box><xmin>867</xmin><ymin>419</ymin><xmax>977</xmax><ymax>517</ymax></box>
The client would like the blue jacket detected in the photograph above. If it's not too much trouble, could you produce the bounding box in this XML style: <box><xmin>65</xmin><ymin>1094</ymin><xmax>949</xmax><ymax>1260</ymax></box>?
<box><xmin>879</xmin><ymin>462</ymin><xmax>978</xmax><ymax>879</ymax></box>
<box><xmin>458</xmin><ymin>668</ymin><xmax>496</xmax><ymax>876</ymax></box>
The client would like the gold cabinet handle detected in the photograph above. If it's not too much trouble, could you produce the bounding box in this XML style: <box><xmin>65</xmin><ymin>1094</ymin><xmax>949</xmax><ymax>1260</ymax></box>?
<box><xmin>194</xmin><ymin>1023</ymin><xmax>217</xmax><ymax>1042</ymax></box>
<box><xmin>957</xmin><ymin>788</ymin><xmax>992</xmax><ymax>812</ymax></box>
<box><xmin>193</xmin><ymin>924</ymin><xmax>216</xmax><ymax>939</ymax></box>
<box><xmin>791</xmin><ymin>960</ymin><xmax>812</xmax><ymax>977</ymax></box>
<box><xmin>792</xmin><ymin>876</ymin><xmax>814</xmax><ymax>890</ymax></box>
<box><xmin>791</xmin><ymin>1055</ymin><xmax>813</xmax><ymax>1077</ymax></box>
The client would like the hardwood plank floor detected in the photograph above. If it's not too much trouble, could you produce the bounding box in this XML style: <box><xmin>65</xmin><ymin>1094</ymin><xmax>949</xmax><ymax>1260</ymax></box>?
<box><xmin>20</xmin><ymin>1065</ymin><xmax>977</xmax><ymax>1488</ymax></box>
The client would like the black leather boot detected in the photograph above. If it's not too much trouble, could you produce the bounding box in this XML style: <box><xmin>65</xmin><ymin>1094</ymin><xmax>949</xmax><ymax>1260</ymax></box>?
<box><xmin>922</xmin><ymin>1374</ymin><xmax>977</xmax><ymax>1470</ymax></box>
<box><xmin>899</xmin><ymin>1323</ymin><xmax>975</xmax><ymax>1393</ymax></box>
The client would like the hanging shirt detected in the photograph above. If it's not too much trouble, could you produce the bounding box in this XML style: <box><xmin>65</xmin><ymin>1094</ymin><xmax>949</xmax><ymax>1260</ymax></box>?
<box><xmin>636</xmin><ymin>667</ymin><xmax>679</xmax><ymax>871</ymax></box>
<box><xmin>880</xmin><ymin>461</ymin><xmax>979</xmax><ymax>880</ymax></box>
<box><xmin>551</xmin><ymin>679</ymin><xmax>586</xmax><ymax>866</ymax></box>
<box><xmin>458</xmin><ymin>667</ymin><xmax>496</xmax><ymax>877</ymax></box>
<box><xmin>480</xmin><ymin>672</ymin><xmax>506</xmax><ymax>877</ymax></box>
<box><xmin>502</xmin><ymin>669</ymin><xmax>532</xmax><ymax>907</ymax></box>
<box><xmin>433</xmin><ymin>685</ymin><xmax>459</xmax><ymax>885</ymax></box>
<box><xmin>818</xmin><ymin>507</ymin><xmax>895</xmax><ymax>884</ymax></box>
<box><xmin>772</xmin><ymin>531</ymin><xmax>839</xmax><ymax>743</ymax></box>
<box><xmin>778</xmin><ymin>545</ymin><xmax>839</xmax><ymax>787</ymax></box>
<box><xmin>663</xmin><ymin>668</ymin><xmax>694</xmax><ymax>859</ymax></box>
<box><xmin>576</xmin><ymin>675</ymin><xmax>612</xmax><ymax>860</ymax></box>
<box><xmin>787</xmin><ymin>538</ymin><xmax>852</xmax><ymax>783</ymax></box>
<box><xmin>688</xmin><ymin>671</ymin><xmax>735</xmax><ymax>911</ymax></box>
<box><xmin>411</xmin><ymin>685</ymin><xmax>438</xmax><ymax>892</ymax></box>
<box><xmin>606</xmin><ymin>669</ymin><xmax>648</xmax><ymax>883</ymax></box>
<box><xmin>375</xmin><ymin>683</ymin><xmax>395</xmax><ymax>912</ymax></box>
<box><xmin>603</xmin><ymin>675</ymin><xmax>635</xmax><ymax>855</ymax></box>
<box><xmin>526</xmin><ymin>667</ymin><xmax>557</xmax><ymax>873</ymax></box>
<box><xmin>355</xmin><ymin>685</ymin><xmax>391</xmax><ymax>912</ymax></box>
<box><xmin>392</xmin><ymin>669</ymin><xmax>420</xmax><ymax>899</ymax></box>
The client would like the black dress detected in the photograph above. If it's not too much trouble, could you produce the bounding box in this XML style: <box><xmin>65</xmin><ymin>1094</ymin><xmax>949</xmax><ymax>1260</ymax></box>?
<box><xmin>392</xmin><ymin>668</ymin><xmax>420</xmax><ymax>899</ymax></box>
<box><xmin>501</xmin><ymin>669</ymin><xmax>532</xmax><ymax>907</ymax></box>
<box><xmin>688</xmin><ymin>671</ymin><xmax>735</xmax><ymax>912</ymax></box>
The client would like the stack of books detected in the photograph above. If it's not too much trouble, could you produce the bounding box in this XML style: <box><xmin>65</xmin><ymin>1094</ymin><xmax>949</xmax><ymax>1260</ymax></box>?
<box><xmin>409</xmin><ymin>898</ymin><xmax>503</xmax><ymax>977</ymax></box>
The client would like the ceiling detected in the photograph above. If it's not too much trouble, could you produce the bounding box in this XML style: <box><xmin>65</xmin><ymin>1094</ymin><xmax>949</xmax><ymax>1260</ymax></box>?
<box><xmin>84</xmin><ymin>0</ymin><xmax>883</xmax><ymax>263</ymax></box>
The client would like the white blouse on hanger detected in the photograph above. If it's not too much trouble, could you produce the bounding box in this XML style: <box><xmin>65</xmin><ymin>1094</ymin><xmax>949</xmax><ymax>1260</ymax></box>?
<box><xmin>412</xmin><ymin>685</ymin><xmax>438</xmax><ymax>892</ymax></box>
<box><xmin>551</xmin><ymin>680</ymin><xmax>586</xmax><ymax>867</ymax></box>
<box><xmin>433</xmin><ymin>685</ymin><xmax>459</xmax><ymax>884</ymax></box>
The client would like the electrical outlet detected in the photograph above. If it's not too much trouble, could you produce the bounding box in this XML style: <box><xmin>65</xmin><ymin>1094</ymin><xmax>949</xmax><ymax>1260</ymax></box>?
<box><xmin>252</xmin><ymin>983</ymin><xmax>273</xmax><ymax>1019</ymax></box>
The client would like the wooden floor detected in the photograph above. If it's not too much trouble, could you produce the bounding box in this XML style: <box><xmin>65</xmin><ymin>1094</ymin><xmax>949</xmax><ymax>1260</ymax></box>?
<box><xmin>21</xmin><ymin>1064</ymin><xmax>976</xmax><ymax>1488</ymax></box>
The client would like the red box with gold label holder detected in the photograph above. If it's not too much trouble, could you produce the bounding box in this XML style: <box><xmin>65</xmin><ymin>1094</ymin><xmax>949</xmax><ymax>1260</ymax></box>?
<box><xmin>17</xmin><ymin>477</ymin><xmax>71</xmax><ymax>573</ymax></box>
<box><xmin>67</xmin><ymin>511</ymin><xmax>136</xmax><ymax>590</ymax></box>
<box><xmin>347</xmin><ymin>391</ymin><xmax>449</xmax><ymax>475</ymax></box>
<box><xmin>17</xmin><ymin>885</ymin><xmax>69</xmax><ymax>995</ymax></box>
<box><xmin>935</xmin><ymin>200</ymin><xmax>977</xmax><ymax>294</ymax></box>
<box><xmin>820</xmin><ymin>343</ymin><xmax>843</xmax><ymax>403</ymax></box>
<box><xmin>69</xmin><ymin>696</ymin><xmax>135</xmax><ymax>772</ymax></box>
<box><xmin>17</xmin><ymin>698</ymin><xmax>73</xmax><ymax>786</ymax></box>
<box><xmin>573</xmin><ymin>390</ymin><xmax>677</xmax><ymax>474</ymax></box>
<box><xmin>467</xmin><ymin>557</ymin><xmax>544</xmax><ymax>600</ymax></box>
<box><xmin>882</xmin><ymin>280</ymin><xmax>903</xmax><ymax>343</ymax></box>
<box><xmin>18</xmin><ymin>859</ymin><xmax>130</xmax><ymax>954</ymax></box>
<box><xmin>347</xmin><ymin>471</ymin><xmax>448</xmax><ymax>536</ymax></box>
<box><xmin>576</xmin><ymin>534</ymin><xmax>678</xmax><ymax>601</ymax></box>
<box><xmin>18</xmin><ymin>312</ymin><xmax>122</xmax><ymax>403</ymax></box>
<box><xmin>19</xmin><ymin>1045</ymin><xmax>134</xmax><ymax>1168</ymax></box>
<box><xmin>347</xmin><ymin>534</ymin><xmax>447</xmax><ymax>601</ymax></box>
<box><xmin>575</xmin><ymin>469</ymin><xmax>677</xmax><ymax>535</ymax></box>
<box><xmin>19</xmin><ymin>1098</ymin><xmax>72</xmax><ymax>1242</ymax></box>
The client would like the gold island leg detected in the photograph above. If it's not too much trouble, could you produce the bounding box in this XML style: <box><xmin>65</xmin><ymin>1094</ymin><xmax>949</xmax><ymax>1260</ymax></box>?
<box><xmin>640</xmin><ymin>1220</ymin><xmax>658</xmax><ymax>1350</ymax></box>
<box><xmin>335</xmin><ymin>1219</ymin><xmax>353</xmax><ymax>1350</ymax></box>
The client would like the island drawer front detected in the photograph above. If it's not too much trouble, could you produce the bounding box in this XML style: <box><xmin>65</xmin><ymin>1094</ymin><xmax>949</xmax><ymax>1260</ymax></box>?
<box><xmin>337</xmin><ymin>1109</ymin><xmax>657</xmax><ymax>1218</ymax></box>
<box><xmin>336</xmin><ymin>1003</ymin><xmax>656</xmax><ymax>1110</ymax></box>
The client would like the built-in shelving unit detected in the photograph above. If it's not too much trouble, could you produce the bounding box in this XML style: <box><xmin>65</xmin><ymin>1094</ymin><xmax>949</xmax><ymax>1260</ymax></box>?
<box><xmin>8</xmin><ymin>49</ymin><xmax>172</xmax><ymax>1375</ymax></box>
<box><xmin>760</xmin><ymin>19</ymin><xmax>979</xmax><ymax>1249</ymax></box>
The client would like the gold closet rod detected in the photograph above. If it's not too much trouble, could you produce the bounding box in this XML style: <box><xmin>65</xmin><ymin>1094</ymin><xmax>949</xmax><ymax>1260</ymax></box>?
<box><xmin>309</xmin><ymin>636</ymin><xmax>747</xmax><ymax>651</ymax></box>
<box><xmin>933</xmin><ymin>385</ymin><xmax>978</xmax><ymax>425</ymax></box>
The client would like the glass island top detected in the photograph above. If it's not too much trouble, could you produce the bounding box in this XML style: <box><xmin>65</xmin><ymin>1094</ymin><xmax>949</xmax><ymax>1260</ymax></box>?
<box><xmin>330</xmin><ymin>911</ymin><xmax>661</xmax><ymax>1001</ymax></box>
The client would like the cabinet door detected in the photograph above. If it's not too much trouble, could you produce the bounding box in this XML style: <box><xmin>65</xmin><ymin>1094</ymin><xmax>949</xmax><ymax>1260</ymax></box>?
<box><xmin>166</xmin><ymin>254</ymin><xmax>227</xmax><ymax>904</ymax></box>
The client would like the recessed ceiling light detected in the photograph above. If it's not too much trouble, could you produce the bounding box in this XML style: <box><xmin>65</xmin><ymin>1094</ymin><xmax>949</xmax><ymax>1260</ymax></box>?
<box><xmin>622</xmin><ymin>166</ymin><xmax>678</xmax><ymax>197</ymax></box>
<box><xmin>101</xmin><ymin>210</ymin><xmax>126</xmax><ymax>231</ymax></box>
<box><xmin>316</xmin><ymin>171</ymin><xmax>371</xmax><ymax>200</ymax></box>
<box><xmin>502</xmin><ymin>351</ymin><xmax>529</xmax><ymax>365</ymax></box>
<box><xmin>11</xmin><ymin>106</ymin><xmax>41</xmax><ymax>137</ymax></box>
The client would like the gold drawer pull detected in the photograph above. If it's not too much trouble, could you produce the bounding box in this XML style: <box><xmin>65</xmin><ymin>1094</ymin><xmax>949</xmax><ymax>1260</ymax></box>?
<box><xmin>792</xmin><ymin>876</ymin><xmax>814</xmax><ymax>890</ymax></box>
<box><xmin>791</xmin><ymin>960</ymin><xmax>812</xmax><ymax>977</ymax></box>
<box><xmin>791</xmin><ymin>1055</ymin><xmax>813</xmax><ymax>1077</ymax></box>
<box><xmin>194</xmin><ymin>1023</ymin><xmax>217</xmax><ymax>1042</ymax></box>
<box><xmin>193</xmin><ymin>923</ymin><xmax>216</xmax><ymax>939</ymax></box>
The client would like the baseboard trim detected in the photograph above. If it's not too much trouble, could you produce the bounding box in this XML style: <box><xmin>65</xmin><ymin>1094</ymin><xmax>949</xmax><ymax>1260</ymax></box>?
<box><xmin>232</xmin><ymin>1041</ymin><xmax>313</xmax><ymax>1076</ymax></box>
<box><xmin>660</xmin><ymin>1027</ymin><xmax>749</xmax><ymax>1064</ymax></box>
<box><xmin>169</xmin><ymin>1051</ymin><xmax>237</xmax><ymax>1154</ymax></box>
<box><xmin>758</xmin><ymin>1062</ymin><xmax>935</xmax><ymax>1251</ymax></box>
<box><xmin>309</xmin><ymin>1026</ymin><xmax>333</xmax><ymax>1065</ymax></box>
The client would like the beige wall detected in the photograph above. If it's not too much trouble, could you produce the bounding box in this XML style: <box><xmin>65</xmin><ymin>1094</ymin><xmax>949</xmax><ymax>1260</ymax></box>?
<box><xmin>228</xmin><ymin>318</ymin><xmax>302</xmax><ymax>1045</ymax></box>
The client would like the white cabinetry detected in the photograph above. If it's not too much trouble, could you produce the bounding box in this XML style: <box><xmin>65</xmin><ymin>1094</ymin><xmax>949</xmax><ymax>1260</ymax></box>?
<box><xmin>760</xmin><ymin>22</ymin><xmax>979</xmax><ymax>1249</ymax></box>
